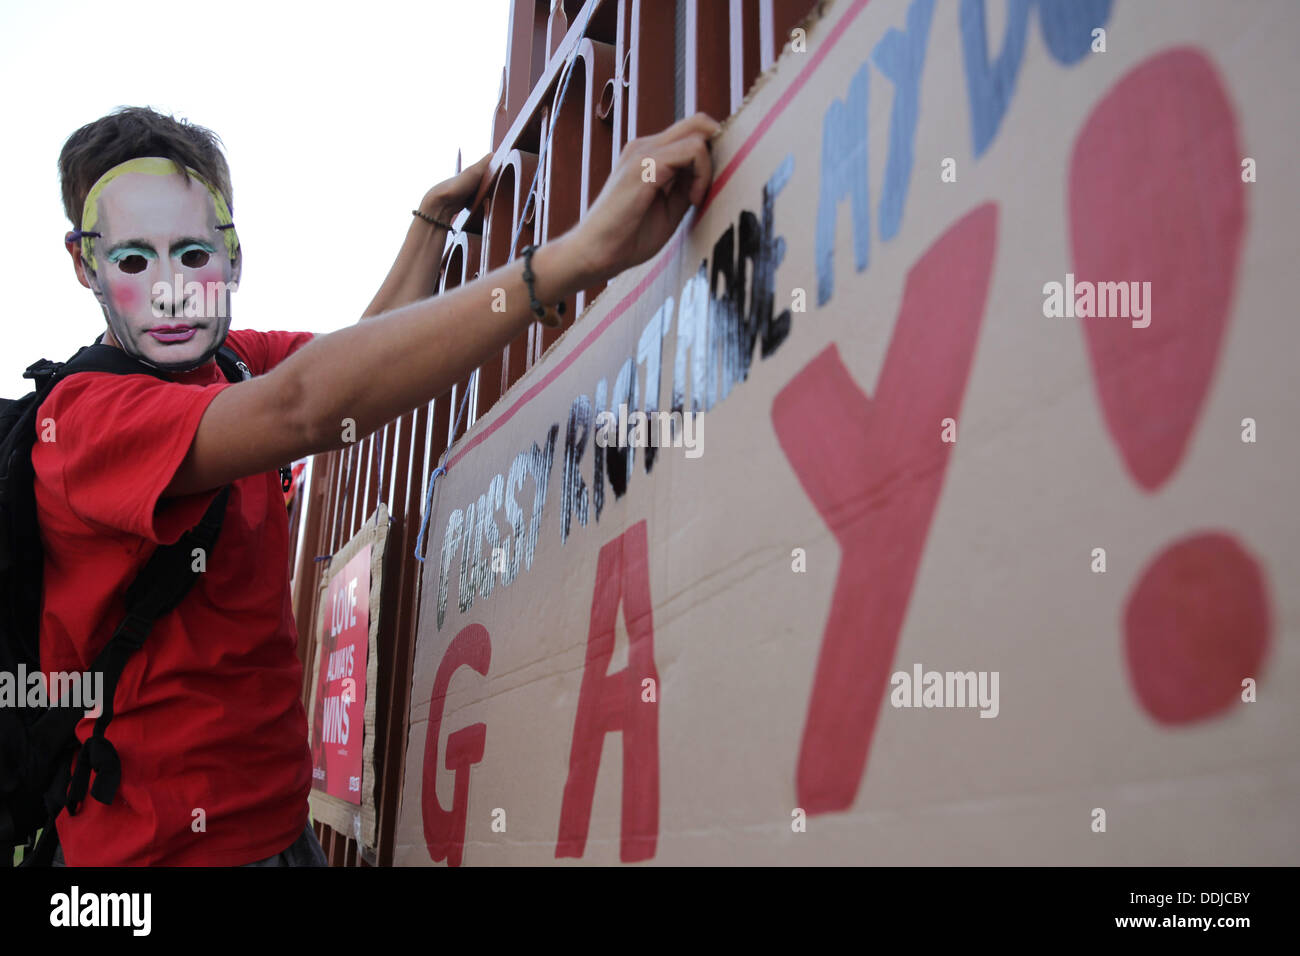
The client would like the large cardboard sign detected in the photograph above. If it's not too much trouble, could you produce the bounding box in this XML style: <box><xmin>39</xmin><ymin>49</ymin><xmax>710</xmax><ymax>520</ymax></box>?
<box><xmin>395</xmin><ymin>0</ymin><xmax>1299</xmax><ymax>864</ymax></box>
<box><xmin>309</xmin><ymin>506</ymin><xmax>389</xmax><ymax>850</ymax></box>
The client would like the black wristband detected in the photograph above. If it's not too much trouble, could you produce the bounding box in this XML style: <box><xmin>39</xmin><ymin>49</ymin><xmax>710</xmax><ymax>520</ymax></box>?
<box><xmin>521</xmin><ymin>245</ymin><xmax>566</xmax><ymax>328</ymax></box>
<box><xmin>412</xmin><ymin>208</ymin><xmax>456</xmax><ymax>231</ymax></box>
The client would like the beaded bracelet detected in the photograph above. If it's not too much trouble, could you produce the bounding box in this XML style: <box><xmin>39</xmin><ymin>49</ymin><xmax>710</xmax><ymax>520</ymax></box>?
<box><xmin>412</xmin><ymin>208</ymin><xmax>456</xmax><ymax>231</ymax></box>
<box><xmin>521</xmin><ymin>245</ymin><xmax>566</xmax><ymax>328</ymax></box>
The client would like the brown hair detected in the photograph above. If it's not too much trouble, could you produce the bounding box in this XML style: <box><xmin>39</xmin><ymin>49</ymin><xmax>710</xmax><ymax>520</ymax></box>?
<box><xmin>58</xmin><ymin>106</ymin><xmax>234</xmax><ymax>228</ymax></box>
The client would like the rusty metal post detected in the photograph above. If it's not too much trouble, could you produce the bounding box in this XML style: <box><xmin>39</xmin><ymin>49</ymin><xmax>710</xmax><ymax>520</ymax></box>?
<box><xmin>685</xmin><ymin>0</ymin><xmax>731</xmax><ymax>120</ymax></box>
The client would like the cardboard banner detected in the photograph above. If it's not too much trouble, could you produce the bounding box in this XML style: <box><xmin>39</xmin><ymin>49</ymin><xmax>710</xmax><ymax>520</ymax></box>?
<box><xmin>395</xmin><ymin>0</ymin><xmax>1298</xmax><ymax>865</ymax></box>
<box><xmin>309</xmin><ymin>505</ymin><xmax>389</xmax><ymax>852</ymax></box>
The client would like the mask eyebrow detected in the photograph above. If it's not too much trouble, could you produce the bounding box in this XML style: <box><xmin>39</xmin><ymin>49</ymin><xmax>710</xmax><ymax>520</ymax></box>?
<box><xmin>105</xmin><ymin>240</ymin><xmax>158</xmax><ymax>260</ymax></box>
<box><xmin>170</xmin><ymin>237</ymin><xmax>217</xmax><ymax>255</ymax></box>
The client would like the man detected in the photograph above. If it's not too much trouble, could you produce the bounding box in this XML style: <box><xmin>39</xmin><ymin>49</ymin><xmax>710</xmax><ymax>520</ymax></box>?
<box><xmin>36</xmin><ymin>105</ymin><xmax>718</xmax><ymax>865</ymax></box>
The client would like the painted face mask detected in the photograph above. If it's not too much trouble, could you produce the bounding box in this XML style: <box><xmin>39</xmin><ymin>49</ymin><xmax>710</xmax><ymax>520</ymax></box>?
<box><xmin>69</xmin><ymin>156</ymin><xmax>241</xmax><ymax>373</ymax></box>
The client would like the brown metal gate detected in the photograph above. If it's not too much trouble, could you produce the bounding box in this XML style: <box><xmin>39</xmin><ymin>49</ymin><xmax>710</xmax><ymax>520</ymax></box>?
<box><xmin>289</xmin><ymin>0</ymin><xmax>818</xmax><ymax>867</ymax></box>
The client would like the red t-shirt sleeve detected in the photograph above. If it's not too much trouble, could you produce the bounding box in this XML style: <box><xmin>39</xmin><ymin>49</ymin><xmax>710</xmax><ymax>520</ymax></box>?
<box><xmin>37</xmin><ymin>373</ymin><xmax>236</xmax><ymax>545</ymax></box>
<box><xmin>224</xmin><ymin>329</ymin><xmax>315</xmax><ymax>374</ymax></box>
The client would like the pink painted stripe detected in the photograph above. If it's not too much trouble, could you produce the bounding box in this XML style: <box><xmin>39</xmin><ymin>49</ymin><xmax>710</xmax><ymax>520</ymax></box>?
<box><xmin>447</xmin><ymin>0</ymin><xmax>872</xmax><ymax>469</ymax></box>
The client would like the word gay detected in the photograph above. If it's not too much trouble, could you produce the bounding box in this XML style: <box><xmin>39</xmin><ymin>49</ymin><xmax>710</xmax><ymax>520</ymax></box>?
<box><xmin>1042</xmin><ymin>273</ymin><xmax>1152</xmax><ymax>328</ymax></box>
<box><xmin>889</xmin><ymin>664</ymin><xmax>999</xmax><ymax>718</ymax></box>
<box><xmin>0</xmin><ymin>666</ymin><xmax>102</xmax><ymax>716</ymax></box>
<box><xmin>593</xmin><ymin>405</ymin><xmax>704</xmax><ymax>458</ymax></box>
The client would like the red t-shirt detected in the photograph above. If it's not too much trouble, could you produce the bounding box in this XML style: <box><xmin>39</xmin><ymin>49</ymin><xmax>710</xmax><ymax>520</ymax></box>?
<box><xmin>34</xmin><ymin>328</ymin><xmax>316</xmax><ymax>866</ymax></box>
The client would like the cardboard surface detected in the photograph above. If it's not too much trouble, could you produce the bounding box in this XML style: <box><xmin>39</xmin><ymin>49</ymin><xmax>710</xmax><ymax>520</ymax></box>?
<box><xmin>394</xmin><ymin>0</ymin><xmax>1300</xmax><ymax>864</ymax></box>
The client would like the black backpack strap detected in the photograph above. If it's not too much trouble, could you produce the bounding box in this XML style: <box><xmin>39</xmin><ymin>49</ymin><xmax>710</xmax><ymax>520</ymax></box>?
<box><xmin>33</xmin><ymin>341</ymin><xmax>249</xmax><ymax>393</ymax></box>
<box><xmin>214</xmin><ymin>345</ymin><xmax>251</xmax><ymax>384</ymax></box>
<box><xmin>40</xmin><ymin>344</ymin><xmax>171</xmax><ymax>385</ymax></box>
<box><xmin>212</xmin><ymin>346</ymin><xmax>293</xmax><ymax>492</ymax></box>
<box><xmin>63</xmin><ymin>485</ymin><xmax>232</xmax><ymax>814</ymax></box>
<box><xmin>18</xmin><ymin>485</ymin><xmax>232</xmax><ymax>865</ymax></box>
<box><xmin>11</xmin><ymin>340</ymin><xmax>247</xmax><ymax>862</ymax></box>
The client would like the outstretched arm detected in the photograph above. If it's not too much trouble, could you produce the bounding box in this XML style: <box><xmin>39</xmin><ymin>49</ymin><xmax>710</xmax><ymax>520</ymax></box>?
<box><xmin>165</xmin><ymin>113</ymin><xmax>721</xmax><ymax>497</ymax></box>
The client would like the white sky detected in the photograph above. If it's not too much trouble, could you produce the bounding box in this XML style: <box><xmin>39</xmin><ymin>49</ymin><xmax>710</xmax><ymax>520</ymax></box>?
<box><xmin>0</xmin><ymin>0</ymin><xmax>510</xmax><ymax>395</ymax></box>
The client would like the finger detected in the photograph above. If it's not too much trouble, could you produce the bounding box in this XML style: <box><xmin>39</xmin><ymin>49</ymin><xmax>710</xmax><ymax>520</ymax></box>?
<box><xmin>683</xmin><ymin>111</ymin><xmax>722</xmax><ymax>139</ymax></box>
<box><xmin>661</xmin><ymin>174</ymin><xmax>696</xmax><ymax>229</ymax></box>
<box><xmin>631</xmin><ymin>112</ymin><xmax>721</xmax><ymax>157</ymax></box>
<box><xmin>447</xmin><ymin>153</ymin><xmax>493</xmax><ymax>208</ymax></box>
<box><xmin>661</xmin><ymin>112</ymin><xmax>722</xmax><ymax>146</ymax></box>
<box><xmin>650</xmin><ymin>134</ymin><xmax>713</xmax><ymax>208</ymax></box>
<box><xmin>447</xmin><ymin>153</ymin><xmax>488</xmax><ymax>186</ymax></box>
<box><xmin>652</xmin><ymin>136</ymin><xmax>710</xmax><ymax>206</ymax></box>
<box><xmin>473</xmin><ymin>153</ymin><xmax>495</xmax><ymax>192</ymax></box>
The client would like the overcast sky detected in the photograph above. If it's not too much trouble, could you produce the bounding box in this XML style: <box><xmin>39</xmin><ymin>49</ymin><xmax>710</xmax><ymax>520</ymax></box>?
<box><xmin>0</xmin><ymin>0</ymin><xmax>509</xmax><ymax>394</ymax></box>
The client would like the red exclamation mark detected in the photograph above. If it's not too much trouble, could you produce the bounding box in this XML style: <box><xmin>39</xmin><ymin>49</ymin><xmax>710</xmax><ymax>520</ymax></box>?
<box><xmin>1068</xmin><ymin>47</ymin><xmax>1271</xmax><ymax>723</ymax></box>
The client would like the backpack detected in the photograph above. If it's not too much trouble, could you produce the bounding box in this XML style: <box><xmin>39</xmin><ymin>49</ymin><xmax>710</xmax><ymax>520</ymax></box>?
<box><xmin>0</xmin><ymin>339</ymin><xmax>264</xmax><ymax>866</ymax></box>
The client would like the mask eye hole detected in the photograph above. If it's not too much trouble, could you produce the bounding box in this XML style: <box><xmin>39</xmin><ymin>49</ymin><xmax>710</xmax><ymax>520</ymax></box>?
<box><xmin>117</xmin><ymin>255</ymin><xmax>148</xmax><ymax>275</ymax></box>
<box><xmin>180</xmin><ymin>248</ymin><xmax>210</xmax><ymax>269</ymax></box>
